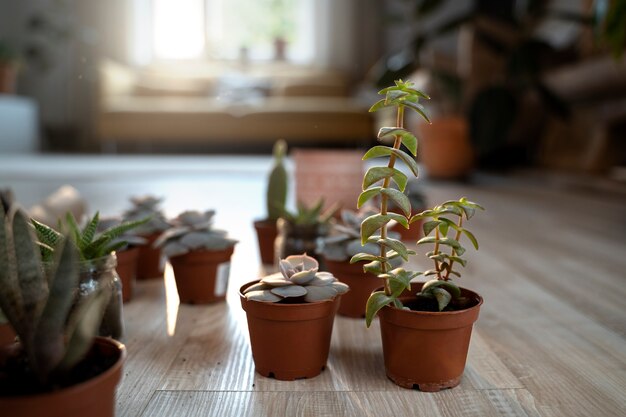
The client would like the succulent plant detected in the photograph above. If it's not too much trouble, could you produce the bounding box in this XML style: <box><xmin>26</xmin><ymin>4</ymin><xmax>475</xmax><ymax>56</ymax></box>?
<box><xmin>31</xmin><ymin>212</ymin><xmax>149</xmax><ymax>262</ymax></box>
<box><xmin>97</xmin><ymin>217</ymin><xmax>148</xmax><ymax>250</ymax></box>
<box><xmin>267</xmin><ymin>139</ymin><xmax>288</xmax><ymax>221</ymax></box>
<box><xmin>280</xmin><ymin>198</ymin><xmax>337</xmax><ymax>226</ymax></box>
<box><xmin>122</xmin><ymin>195</ymin><xmax>170</xmax><ymax>235</ymax></box>
<box><xmin>0</xmin><ymin>205</ymin><xmax>111</xmax><ymax>389</ymax></box>
<box><xmin>318</xmin><ymin>207</ymin><xmax>404</xmax><ymax>263</ymax></box>
<box><xmin>389</xmin><ymin>179</ymin><xmax>427</xmax><ymax>213</ymax></box>
<box><xmin>154</xmin><ymin>210</ymin><xmax>238</xmax><ymax>258</ymax></box>
<box><xmin>243</xmin><ymin>254</ymin><xmax>349</xmax><ymax>303</ymax></box>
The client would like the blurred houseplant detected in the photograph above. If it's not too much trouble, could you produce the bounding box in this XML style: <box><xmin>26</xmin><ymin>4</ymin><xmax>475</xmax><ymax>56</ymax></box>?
<box><xmin>0</xmin><ymin>205</ymin><xmax>125</xmax><ymax>417</ymax></box>
<box><xmin>240</xmin><ymin>254</ymin><xmax>348</xmax><ymax>380</ymax></box>
<box><xmin>254</xmin><ymin>140</ymin><xmax>288</xmax><ymax>265</ymax></box>
<box><xmin>154</xmin><ymin>210</ymin><xmax>237</xmax><ymax>304</ymax></box>
<box><xmin>351</xmin><ymin>80</ymin><xmax>484</xmax><ymax>391</ymax></box>
<box><xmin>0</xmin><ymin>41</ymin><xmax>20</xmax><ymax>94</ymax></box>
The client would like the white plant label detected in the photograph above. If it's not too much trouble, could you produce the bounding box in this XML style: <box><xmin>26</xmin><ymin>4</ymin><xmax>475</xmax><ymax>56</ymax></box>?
<box><xmin>215</xmin><ymin>262</ymin><xmax>231</xmax><ymax>297</ymax></box>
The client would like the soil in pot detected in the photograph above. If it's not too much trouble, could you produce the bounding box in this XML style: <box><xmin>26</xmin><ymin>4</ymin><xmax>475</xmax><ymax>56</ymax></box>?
<box><xmin>170</xmin><ymin>246</ymin><xmax>234</xmax><ymax>304</ymax></box>
<box><xmin>115</xmin><ymin>247</ymin><xmax>139</xmax><ymax>303</ymax></box>
<box><xmin>324</xmin><ymin>259</ymin><xmax>381</xmax><ymax>318</ymax></box>
<box><xmin>253</xmin><ymin>219</ymin><xmax>277</xmax><ymax>265</ymax></box>
<box><xmin>378</xmin><ymin>282</ymin><xmax>482</xmax><ymax>392</ymax></box>
<box><xmin>0</xmin><ymin>337</ymin><xmax>126</xmax><ymax>417</ymax></box>
<box><xmin>136</xmin><ymin>232</ymin><xmax>163</xmax><ymax>280</ymax></box>
<box><xmin>239</xmin><ymin>281</ymin><xmax>341</xmax><ymax>380</ymax></box>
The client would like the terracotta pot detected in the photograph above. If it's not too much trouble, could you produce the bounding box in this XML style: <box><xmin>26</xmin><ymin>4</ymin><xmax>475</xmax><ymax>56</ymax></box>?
<box><xmin>275</xmin><ymin>218</ymin><xmax>328</xmax><ymax>267</ymax></box>
<box><xmin>0</xmin><ymin>323</ymin><xmax>15</xmax><ymax>346</ymax></box>
<box><xmin>253</xmin><ymin>219</ymin><xmax>277</xmax><ymax>265</ymax></box>
<box><xmin>0</xmin><ymin>337</ymin><xmax>125</xmax><ymax>417</ymax></box>
<box><xmin>170</xmin><ymin>247</ymin><xmax>235</xmax><ymax>304</ymax></box>
<box><xmin>136</xmin><ymin>232</ymin><xmax>163</xmax><ymax>280</ymax></box>
<box><xmin>324</xmin><ymin>259</ymin><xmax>380</xmax><ymax>318</ymax></box>
<box><xmin>378</xmin><ymin>282</ymin><xmax>482</xmax><ymax>391</ymax></box>
<box><xmin>239</xmin><ymin>281</ymin><xmax>340</xmax><ymax>380</ymax></box>
<box><xmin>417</xmin><ymin>117</ymin><xmax>474</xmax><ymax>179</ymax></box>
<box><xmin>0</xmin><ymin>63</ymin><xmax>18</xmax><ymax>94</ymax></box>
<box><xmin>115</xmin><ymin>247</ymin><xmax>139</xmax><ymax>303</ymax></box>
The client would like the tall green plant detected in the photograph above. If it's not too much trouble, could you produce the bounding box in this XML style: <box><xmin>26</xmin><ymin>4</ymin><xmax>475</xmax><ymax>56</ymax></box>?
<box><xmin>351</xmin><ymin>80</ymin><xmax>483</xmax><ymax>326</ymax></box>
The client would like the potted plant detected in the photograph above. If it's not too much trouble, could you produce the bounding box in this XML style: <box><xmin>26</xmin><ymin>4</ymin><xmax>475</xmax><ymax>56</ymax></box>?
<box><xmin>0</xmin><ymin>205</ymin><xmax>125</xmax><ymax>417</ymax></box>
<box><xmin>240</xmin><ymin>254</ymin><xmax>348</xmax><ymax>380</ymax></box>
<box><xmin>318</xmin><ymin>208</ymin><xmax>403</xmax><ymax>318</ymax></box>
<box><xmin>388</xmin><ymin>178</ymin><xmax>428</xmax><ymax>241</ymax></box>
<box><xmin>0</xmin><ymin>41</ymin><xmax>19</xmax><ymax>94</ymax></box>
<box><xmin>254</xmin><ymin>140</ymin><xmax>288</xmax><ymax>265</ymax></box>
<box><xmin>154</xmin><ymin>210</ymin><xmax>238</xmax><ymax>304</ymax></box>
<box><xmin>0</xmin><ymin>189</ymin><xmax>16</xmax><ymax>345</ymax></box>
<box><xmin>351</xmin><ymin>80</ymin><xmax>484</xmax><ymax>391</ymax></box>
<box><xmin>275</xmin><ymin>199</ymin><xmax>337</xmax><ymax>265</ymax></box>
<box><xmin>122</xmin><ymin>196</ymin><xmax>170</xmax><ymax>280</ymax></box>
<box><xmin>32</xmin><ymin>212</ymin><xmax>148</xmax><ymax>339</ymax></box>
<box><xmin>97</xmin><ymin>217</ymin><xmax>148</xmax><ymax>303</ymax></box>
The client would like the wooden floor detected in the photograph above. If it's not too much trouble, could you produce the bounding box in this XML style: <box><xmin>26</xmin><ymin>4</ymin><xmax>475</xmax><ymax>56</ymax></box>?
<box><xmin>2</xmin><ymin>155</ymin><xmax>625</xmax><ymax>417</ymax></box>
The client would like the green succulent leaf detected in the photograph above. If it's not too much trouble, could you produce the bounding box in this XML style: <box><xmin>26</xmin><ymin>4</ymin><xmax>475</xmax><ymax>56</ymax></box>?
<box><xmin>431</xmin><ymin>287</ymin><xmax>452</xmax><ymax>311</ymax></box>
<box><xmin>387</xmin><ymin>212</ymin><xmax>409</xmax><ymax>229</ymax></box>
<box><xmin>362</xmin><ymin>167</ymin><xmax>408</xmax><ymax>192</ymax></box>
<box><xmin>417</xmin><ymin>236</ymin><xmax>464</xmax><ymax>252</ymax></box>
<box><xmin>80</xmin><ymin>212</ymin><xmax>100</xmax><ymax>250</ymax></box>
<box><xmin>422</xmin><ymin>220</ymin><xmax>441</xmax><ymax>236</ymax></box>
<box><xmin>438</xmin><ymin>221</ymin><xmax>449</xmax><ymax>236</ymax></box>
<box><xmin>382</xmin><ymin>188</ymin><xmax>411</xmax><ymax>217</ymax></box>
<box><xmin>350</xmin><ymin>253</ymin><xmax>383</xmax><ymax>264</ymax></box>
<box><xmin>421</xmin><ymin>279</ymin><xmax>461</xmax><ymax>299</ymax></box>
<box><xmin>462</xmin><ymin>229</ymin><xmax>479</xmax><ymax>250</ymax></box>
<box><xmin>402</xmin><ymin>100</ymin><xmax>431</xmax><ymax>123</ymax></box>
<box><xmin>388</xmin><ymin>269</ymin><xmax>421</xmax><ymax>297</ymax></box>
<box><xmin>361</xmin><ymin>214</ymin><xmax>393</xmax><ymax>244</ymax></box>
<box><xmin>31</xmin><ymin>219</ymin><xmax>62</xmax><ymax>249</ymax></box>
<box><xmin>357</xmin><ymin>187</ymin><xmax>383</xmax><ymax>208</ymax></box>
<box><xmin>363</xmin><ymin>260</ymin><xmax>384</xmax><ymax>275</ymax></box>
<box><xmin>378</xmin><ymin>127</ymin><xmax>418</xmax><ymax>156</ymax></box>
<box><xmin>365</xmin><ymin>291</ymin><xmax>392</xmax><ymax>327</ymax></box>
<box><xmin>362</xmin><ymin>146</ymin><xmax>419</xmax><ymax>177</ymax></box>
<box><xmin>65</xmin><ymin>212</ymin><xmax>82</xmax><ymax>248</ymax></box>
<box><xmin>375</xmin><ymin>237</ymin><xmax>410</xmax><ymax>261</ymax></box>
<box><xmin>369</xmin><ymin>99</ymin><xmax>392</xmax><ymax>112</ymax></box>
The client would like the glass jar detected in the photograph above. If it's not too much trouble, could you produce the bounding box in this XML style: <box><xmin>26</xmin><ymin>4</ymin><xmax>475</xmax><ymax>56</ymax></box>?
<box><xmin>275</xmin><ymin>218</ymin><xmax>328</xmax><ymax>267</ymax></box>
<box><xmin>78</xmin><ymin>254</ymin><xmax>124</xmax><ymax>339</ymax></box>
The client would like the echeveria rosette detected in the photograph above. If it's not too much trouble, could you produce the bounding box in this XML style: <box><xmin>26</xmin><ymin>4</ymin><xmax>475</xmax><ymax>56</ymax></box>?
<box><xmin>243</xmin><ymin>254</ymin><xmax>349</xmax><ymax>303</ymax></box>
<box><xmin>123</xmin><ymin>195</ymin><xmax>170</xmax><ymax>235</ymax></box>
<box><xmin>154</xmin><ymin>210</ymin><xmax>237</xmax><ymax>258</ymax></box>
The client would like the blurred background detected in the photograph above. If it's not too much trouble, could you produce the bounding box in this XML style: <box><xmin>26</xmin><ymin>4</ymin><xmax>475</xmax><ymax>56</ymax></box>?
<box><xmin>0</xmin><ymin>0</ymin><xmax>625</xmax><ymax>179</ymax></box>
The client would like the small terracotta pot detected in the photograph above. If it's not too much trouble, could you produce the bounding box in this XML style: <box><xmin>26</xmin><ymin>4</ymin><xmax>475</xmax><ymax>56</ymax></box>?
<box><xmin>0</xmin><ymin>323</ymin><xmax>16</xmax><ymax>346</ymax></box>
<box><xmin>324</xmin><ymin>259</ymin><xmax>381</xmax><ymax>318</ymax></box>
<box><xmin>389</xmin><ymin>215</ymin><xmax>423</xmax><ymax>242</ymax></box>
<box><xmin>0</xmin><ymin>63</ymin><xmax>18</xmax><ymax>94</ymax></box>
<box><xmin>239</xmin><ymin>281</ymin><xmax>341</xmax><ymax>380</ymax></box>
<box><xmin>253</xmin><ymin>219</ymin><xmax>277</xmax><ymax>265</ymax></box>
<box><xmin>417</xmin><ymin>117</ymin><xmax>474</xmax><ymax>179</ymax></box>
<box><xmin>115</xmin><ymin>247</ymin><xmax>139</xmax><ymax>302</ymax></box>
<box><xmin>170</xmin><ymin>247</ymin><xmax>235</xmax><ymax>304</ymax></box>
<box><xmin>136</xmin><ymin>232</ymin><xmax>163</xmax><ymax>280</ymax></box>
<box><xmin>378</xmin><ymin>282</ymin><xmax>482</xmax><ymax>391</ymax></box>
<box><xmin>0</xmin><ymin>337</ymin><xmax>125</xmax><ymax>417</ymax></box>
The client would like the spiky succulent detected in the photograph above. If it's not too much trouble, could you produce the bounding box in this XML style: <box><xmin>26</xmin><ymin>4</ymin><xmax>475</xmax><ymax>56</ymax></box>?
<box><xmin>154</xmin><ymin>210</ymin><xmax>237</xmax><ymax>258</ymax></box>
<box><xmin>31</xmin><ymin>212</ymin><xmax>149</xmax><ymax>262</ymax></box>
<box><xmin>243</xmin><ymin>254</ymin><xmax>349</xmax><ymax>303</ymax></box>
<box><xmin>267</xmin><ymin>139</ymin><xmax>288</xmax><ymax>221</ymax></box>
<box><xmin>0</xmin><ymin>205</ymin><xmax>111</xmax><ymax>388</ymax></box>
<box><xmin>280</xmin><ymin>199</ymin><xmax>337</xmax><ymax>226</ymax></box>
<box><xmin>123</xmin><ymin>195</ymin><xmax>170</xmax><ymax>235</ymax></box>
<box><xmin>319</xmin><ymin>207</ymin><xmax>404</xmax><ymax>263</ymax></box>
<box><xmin>97</xmin><ymin>217</ymin><xmax>148</xmax><ymax>250</ymax></box>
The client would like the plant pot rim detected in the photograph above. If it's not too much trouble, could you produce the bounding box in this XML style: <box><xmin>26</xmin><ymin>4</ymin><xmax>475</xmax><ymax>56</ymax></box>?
<box><xmin>169</xmin><ymin>245</ymin><xmax>235</xmax><ymax>260</ymax></box>
<box><xmin>253</xmin><ymin>218</ymin><xmax>277</xmax><ymax>225</ymax></box>
<box><xmin>0</xmin><ymin>336</ymin><xmax>125</xmax><ymax>402</ymax></box>
<box><xmin>239</xmin><ymin>280</ymin><xmax>340</xmax><ymax>308</ymax></box>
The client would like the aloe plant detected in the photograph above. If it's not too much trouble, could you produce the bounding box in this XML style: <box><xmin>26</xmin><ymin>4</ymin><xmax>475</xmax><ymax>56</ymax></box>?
<box><xmin>154</xmin><ymin>210</ymin><xmax>237</xmax><ymax>258</ymax></box>
<box><xmin>243</xmin><ymin>254</ymin><xmax>349</xmax><ymax>303</ymax></box>
<box><xmin>0</xmin><ymin>205</ymin><xmax>111</xmax><ymax>389</ymax></box>
<box><xmin>280</xmin><ymin>198</ymin><xmax>337</xmax><ymax>226</ymax></box>
<box><xmin>31</xmin><ymin>212</ymin><xmax>149</xmax><ymax>262</ymax></box>
<box><xmin>267</xmin><ymin>139</ymin><xmax>288</xmax><ymax>221</ymax></box>
<box><xmin>350</xmin><ymin>80</ymin><xmax>483</xmax><ymax>326</ymax></box>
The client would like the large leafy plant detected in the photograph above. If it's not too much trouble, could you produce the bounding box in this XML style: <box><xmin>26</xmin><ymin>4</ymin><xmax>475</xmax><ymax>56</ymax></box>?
<box><xmin>351</xmin><ymin>80</ymin><xmax>483</xmax><ymax>326</ymax></box>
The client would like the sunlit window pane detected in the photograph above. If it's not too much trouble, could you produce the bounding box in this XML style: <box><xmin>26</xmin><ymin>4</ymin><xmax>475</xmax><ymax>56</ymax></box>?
<box><xmin>153</xmin><ymin>0</ymin><xmax>205</xmax><ymax>59</ymax></box>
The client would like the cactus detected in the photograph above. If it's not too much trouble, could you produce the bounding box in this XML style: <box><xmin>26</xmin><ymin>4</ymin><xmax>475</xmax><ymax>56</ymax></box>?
<box><xmin>123</xmin><ymin>195</ymin><xmax>170</xmax><ymax>235</ymax></box>
<box><xmin>243</xmin><ymin>254</ymin><xmax>349</xmax><ymax>303</ymax></box>
<box><xmin>0</xmin><ymin>205</ymin><xmax>111</xmax><ymax>388</ymax></box>
<box><xmin>267</xmin><ymin>140</ymin><xmax>288</xmax><ymax>221</ymax></box>
<box><xmin>154</xmin><ymin>210</ymin><xmax>238</xmax><ymax>258</ymax></box>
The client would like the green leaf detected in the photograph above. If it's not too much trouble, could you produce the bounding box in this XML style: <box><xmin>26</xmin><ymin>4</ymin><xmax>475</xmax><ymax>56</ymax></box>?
<box><xmin>361</xmin><ymin>214</ymin><xmax>392</xmax><ymax>244</ymax></box>
<box><xmin>388</xmin><ymin>269</ymin><xmax>421</xmax><ymax>297</ymax></box>
<box><xmin>382</xmin><ymin>188</ymin><xmax>411</xmax><ymax>217</ymax></box>
<box><xmin>421</xmin><ymin>279</ymin><xmax>461</xmax><ymax>298</ymax></box>
<box><xmin>362</xmin><ymin>167</ymin><xmax>408</xmax><ymax>192</ymax></box>
<box><xmin>376</xmin><ymin>237</ymin><xmax>410</xmax><ymax>261</ymax></box>
<box><xmin>417</xmin><ymin>236</ymin><xmax>463</xmax><ymax>252</ymax></box>
<box><xmin>103</xmin><ymin>240</ymin><xmax>129</xmax><ymax>255</ymax></box>
<box><xmin>422</xmin><ymin>220</ymin><xmax>440</xmax><ymax>236</ymax></box>
<box><xmin>80</xmin><ymin>212</ymin><xmax>100</xmax><ymax>249</ymax></box>
<box><xmin>350</xmin><ymin>253</ymin><xmax>383</xmax><ymax>264</ymax></box>
<box><xmin>363</xmin><ymin>260</ymin><xmax>383</xmax><ymax>275</ymax></box>
<box><xmin>431</xmin><ymin>287</ymin><xmax>451</xmax><ymax>311</ymax></box>
<box><xmin>65</xmin><ymin>212</ymin><xmax>82</xmax><ymax>249</ymax></box>
<box><xmin>365</xmin><ymin>291</ymin><xmax>392</xmax><ymax>327</ymax></box>
<box><xmin>362</xmin><ymin>146</ymin><xmax>419</xmax><ymax>177</ymax></box>
<box><xmin>402</xmin><ymin>100</ymin><xmax>431</xmax><ymax>123</ymax></box>
<box><xmin>387</xmin><ymin>212</ymin><xmax>409</xmax><ymax>229</ymax></box>
<box><xmin>369</xmin><ymin>99</ymin><xmax>391</xmax><ymax>112</ymax></box>
<box><xmin>378</xmin><ymin>127</ymin><xmax>418</xmax><ymax>156</ymax></box>
<box><xmin>462</xmin><ymin>229</ymin><xmax>479</xmax><ymax>250</ymax></box>
<box><xmin>357</xmin><ymin>187</ymin><xmax>383</xmax><ymax>208</ymax></box>
<box><xmin>438</xmin><ymin>221</ymin><xmax>449</xmax><ymax>236</ymax></box>
<box><xmin>31</xmin><ymin>219</ymin><xmax>62</xmax><ymax>249</ymax></box>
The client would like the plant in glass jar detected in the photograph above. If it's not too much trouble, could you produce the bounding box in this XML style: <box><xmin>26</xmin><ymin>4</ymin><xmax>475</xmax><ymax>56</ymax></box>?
<box><xmin>351</xmin><ymin>79</ymin><xmax>484</xmax><ymax>391</ymax></box>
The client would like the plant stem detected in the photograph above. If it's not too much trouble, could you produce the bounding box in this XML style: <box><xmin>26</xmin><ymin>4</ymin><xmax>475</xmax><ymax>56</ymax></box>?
<box><xmin>444</xmin><ymin>216</ymin><xmax>464</xmax><ymax>281</ymax></box>
<box><xmin>434</xmin><ymin>225</ymin><xmax>442</xmax><ymax>280</ymax></box>
<box><xmin>380</xmin><ymin>105</ymin><xmax>405</xmax><ymax>296</ymax></box>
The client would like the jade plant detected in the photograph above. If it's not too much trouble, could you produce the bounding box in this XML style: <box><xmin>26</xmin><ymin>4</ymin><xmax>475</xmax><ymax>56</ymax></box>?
<box><xmin>0</xmin><ymin>205</ymin><xmax>111</xmax><ymax>392</ymax></box>
<box><xmin>350</xmin><ymin>80</ymin><xmax>483</xmax><ymax>326</ymax></box>
<box><xmin>243</xmin><ymin>254</ymin><xmax>349</xmax><ymax>302</ymax></box>
<box><xmin>31</xmin><ymin>212</ymin><xmax>149</xmax><ymax>262</ymax></box>
<box><xmin>154</xmin><ymin>210</ymin><xmax>238</xmax><ymax>258</ymax></box>
<box><xmin>266</xmin><ymin>139</ymin><xmax>288</xmax><ymax>221</ymax></box>
<box><xmin>122</xmin><ymin>195</ymin><xmax>170</xmax><ymax>236</ymax></box>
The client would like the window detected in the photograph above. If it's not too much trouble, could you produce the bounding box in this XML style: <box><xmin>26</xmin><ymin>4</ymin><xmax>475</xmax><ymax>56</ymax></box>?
<box><xmin>151</xmin><ymin>0</ymin><xmax>313</xmax><ymax>62</ymax></box>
